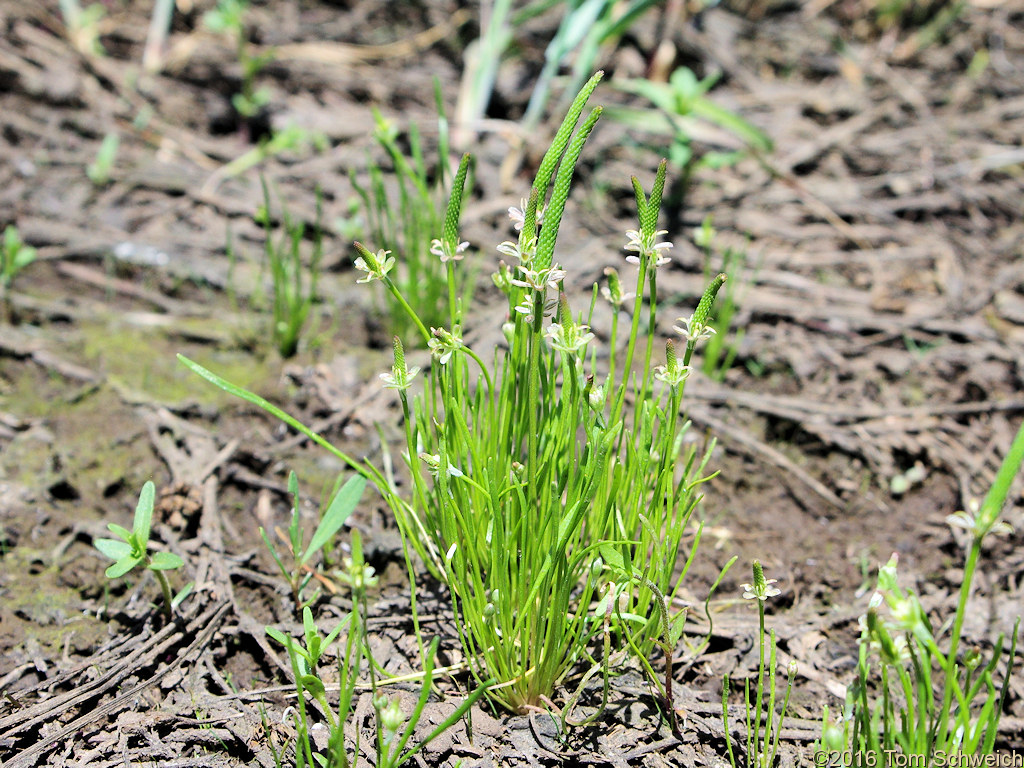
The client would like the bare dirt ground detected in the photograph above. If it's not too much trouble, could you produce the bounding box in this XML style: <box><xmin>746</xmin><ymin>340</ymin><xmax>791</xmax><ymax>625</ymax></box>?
<box><xmin>1</xmin><ymin>0</ymin><xmax>1023</xmax><ymax>765</ymax></box>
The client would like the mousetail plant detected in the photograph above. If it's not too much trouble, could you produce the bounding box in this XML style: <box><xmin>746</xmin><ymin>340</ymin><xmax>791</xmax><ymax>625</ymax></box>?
<box><xmin>179</xmin><ymin>71</ymin><xmax>730</xmax><ymax>716</ymax></box>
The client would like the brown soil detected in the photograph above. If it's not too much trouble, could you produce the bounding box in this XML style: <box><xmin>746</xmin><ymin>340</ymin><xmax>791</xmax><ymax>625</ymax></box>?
<box><xmin>1</xmin><ymin>0</ymin><xmax>1023</xmax><ymax>765</ymax></box>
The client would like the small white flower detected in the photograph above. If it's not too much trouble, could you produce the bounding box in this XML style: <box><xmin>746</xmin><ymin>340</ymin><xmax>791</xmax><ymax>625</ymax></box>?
<box><xmin>673</xmin><ymin>313</ymin><xmax>717</xmax><ymax>345</ymax></box>
<box><xmin>430</xmin><ymin>238</ymin><xmax>469</xmax><ymax>263</ymax></box>
<box><xmin>419</xmin><ymin>453</ymin><xmax>464</xmax><ymax>479</ymax></box>
<box><xmin>379</xmin><ymin>363</ymin><xmax>420</xmax><ymax>390</ymax></box>
<box><xmin>510</xmin><ymin>264</ymin><xmax>566</xmax><ymax>292</ymax></box>
<box><xmin>497</xmin><ymin>240</ymin><xmax>521</xmax><ymax>262</ymax></box>
<box><xmin>654</xmin><ymin>363</ymin><xmax>693</xmax><ymax>388</ymax></box>
<box><xmin>741</xmin><ymin>579</ymin><xmax>781</xmax><ymax>601</ymax></box>
<box><xmin>353</xmin><ymin>248</ymin><xmax>396</xmax><ymax>284</ymax></box>
<box><xmin>624</xmin><ymin>229</ymin><xmax>673</xmax><ymax>267</ymax></box>
<box><xmin>545</xmin><ymin>322</ymin><xmax>594</xmax><ymax>356</ymax></box>
<box><xmin>427</xmin><ymin>326</ymin><xmax>463</xmax><ymax>365</ymax></box>
<box><xmin>508</xmin><ymin>198</ymin><xmax>545</xmax><ymax>232</ymax></box>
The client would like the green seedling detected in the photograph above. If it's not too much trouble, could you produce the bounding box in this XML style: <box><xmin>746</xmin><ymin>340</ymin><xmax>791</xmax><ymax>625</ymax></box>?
<box><xmin>87</xmin><ymin>132</ymin><xmax>119</xmax><ymax>186</ymax></box>
<box><xmin>255</xmin><ymin>179</ymin><xmax>323</xmax><ymax>358</ymax></box>
<box><xmin>351</xmin><ymin>89</ymin><xmax>468</xmax><ymax>341</ymax></box>
<box><xmin>204</xmin><ymin>0</ymin><xmax>273</xmax><ymax>120</ymax></box>
<box><xmin>267</xmin><ymin>532</ymin><xmax>490</xmax><ymax>768</ymax></box>
<box><xmin>821</xmin><ymin>420</ymin><xmax>1024</xmax><ymax>761</ymax></box>
<box><xmin>59</xmin><ymin>0</ymin><xmax>105</xmax><ymax>56</ymax></box>
<box><xmin>607</xmin><ymin>67</ymin><xmax>772</xmax><ymax>198</ymax></box>
<box><xmin>202</xmin><ymin>125</ymin><xmax>326</xmax><ymax>195</ymax></box>
<box><xmin>722</xmin><ymin>561</ymin><xmax>796</xmax><ymax>768</ymax></box>
<box><xmin>694</xmin><ymin>215</ymin><xmax>755</xmax><ymax>382</ymax></box>
<box><xmin>261</xmin><ymin>471</ymin><xmax>366</xmax><ymax>611</ymax></box>
<box><xmin>93</xmin><ymin>481</ymin><xmax>192</xmax><ymax>620</ymax></box>
<box><xmin>2</xmin><ymin>226</ymin><xmax>37</xmax><ymax>292</ymax></box>
<box><xmin>455</xmin><ymin>0</ymin><xmax>661</xmax><ymax>140</ymax></box>
<box><xmin>520</xmin><ymin>0</ymin><xmax>664</xmax><ymax>132</ymax></box>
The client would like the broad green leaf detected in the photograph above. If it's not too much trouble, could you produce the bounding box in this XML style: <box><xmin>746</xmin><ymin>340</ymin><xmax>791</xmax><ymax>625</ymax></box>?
<box><xmin>133</xmin><ymin>481</ymin><xmax>156</xmax><ymax>548</ymax></box>
<box><xmin>148</xmin><ymin>551</ymin><xmax>183</xmax><ymax>571</ymax></box>
<box><xmin>105</xmin><ymin>555</ymin><xmax>143</xmax><ymax>579</ymax></box>
<box><xmin>94</xmin><ymin>537</ymin><xmax>132</xmax><ymax>561</ymax></box>
<box><xmin>302</xmin><ymin>474</ymin><xmax>366</xmax><ymax>565</ymax></box>
<box><xmin>106</xmin><ymin>523</ymin><xmax>133</xmax><ymax>543</ymax></box>
<box><xmin>300</xmin><ymin>674</ymin><xmax>325</xmax><ymax>699</ymax></box>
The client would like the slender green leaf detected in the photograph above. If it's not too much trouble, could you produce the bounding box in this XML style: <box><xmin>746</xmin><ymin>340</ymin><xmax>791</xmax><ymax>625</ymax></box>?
<box><xmin>302</xmin><ymin>474</ymin><xmax>366</xmax><ymax>565</ymax></box>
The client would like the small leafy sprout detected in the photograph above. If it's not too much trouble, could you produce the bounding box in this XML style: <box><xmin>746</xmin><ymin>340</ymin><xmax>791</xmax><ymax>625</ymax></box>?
<box><xmin>204</xmin><ymin>0</ymin><xmax>273</xmax><ymax>121</ymax></box>
<box><xmin>93</xmin><ymin>481</ymin><xmax>191</xmax><ymax>620</ymax></box>
<box><xmin>1</xmin><ymin>226</ymin><xmax>38</xmax><ymax>292</ymax></box>
<box><xmin>723</xmin><ymin>560</ymin><xmax>793</xmax><ymax>768</ymax></box>
<box><xmin>261</xmin><ymin>471</ymin><xmax>367</xmax><ymax>612</ymax></box>
<box><xmin>87</xmin><ymin>132</ymin><xmax>119</xmax><ymax>186</ymax></box>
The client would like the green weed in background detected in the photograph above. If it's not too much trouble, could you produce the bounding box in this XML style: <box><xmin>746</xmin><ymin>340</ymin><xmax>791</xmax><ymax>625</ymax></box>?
<box><xmin>722</xmin><ymin>561</ymin><xmax>796</xmax><ymax>768</ymax></box>
<box><xmin>455</xmin><ymin>0</ymin><xmax>664</xmax><ymax>138</ymax></box>
<box><xmin>608</xmin><ymin>67</ymin><xmax>773</xmax><ymax>191</ymax></box>
<box><xmin>694</xmin><ymin>215</ymin><xmax>754</xmax><ymax>382</ymax></box>
<box><xmin>255</xmin><ymin>178</ymin><xmax>323</xmax><ymax>358</ymax></box>
<box><xmin>261</xmin><ymin>471</ymin><xmax>366</xmax><ymax>612</ymax></box>
<box><xmin>820</xmin><ymin>420</ymin><xmax>1024</xmax><ymax>761</ymax></box>
<box><xmin>1</xmin><ymin>225</ymin><xmax>37</xmax><ymax>294</ymax></box>
<box><xmin>87</xmin><ymin>132</ymin><xmax>120</xmax><ymax>186</ymax></box>
<box><xmin>266</xmin><ymin>531</ymin><xmax>490</xmax><ymax>768</ymax></box>
<box><xmin>204</xmin><ymin>0</ymin><xmax>274</xmax><ymax>120</ymax></box>
<box><xmin>58</xmin><ymin>0</ymin><xmax>105</xmax><ymax>55</ymax></box>
<box><xmin>351</xmin><ymin>92</ymin><xmax>468</xmax><ymax>341</ymax></box>
<box><xmin>93</xmin><ymin>481</ymin><xmax>193</xmax><ymax>620</ymax></box>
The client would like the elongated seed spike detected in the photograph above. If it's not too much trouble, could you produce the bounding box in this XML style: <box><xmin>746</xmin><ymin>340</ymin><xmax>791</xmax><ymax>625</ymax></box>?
<box><xmin>752</xmin><ymin>559</ymin><xmax>766</xmax><ymax>591</ymax></box>
<box><xmin>353</xmin><ymin>241</ymin><xmax>375</xmax><ymax>265</ymax></box>
<box><xmin>558</xmin><ymin>292</ymin><xmax>571</xmax><ymax>325</ymax></box>
<box><xmin>522</xmin><ymin>187</ymin><xmax>540</xmax><ymax>245</ymax></box>
<box><xmin>665</xmin><ymin>339</ymin><xmax>677</xmax><ymax>371</ymax></box>
<box><xmin>536</xmin><ymin>106</ymin><xmax>603</xmax><ymax>269</ymax></box>
<box><xmin>442</xmin><ymin>154</ymin><xmax>472</xmax><ymax>247</ymax></box>
<box><xmin>692</xmin><ymin>272</ymin><xmax>727</xmax><ymax>329</ymax></box>
<box><xmin>645</xmin><ymin>159</ymin><xmax>669</xmax><ymax>235</ymax></box>
<box><xmin>630</xmin><ymin>176</ymin><xmax>648</xmax><ymax>227</ymax></box>
<box><xmin>392</xmin><ymin>336</ymin><xmax>406</xmax><ymax>372</ymax></box>
<box><xmin>604</xmin><ymin>267</ymin><xmax>623</xmax><ymax>304</ymax></box>
<box><xmin>530</xmin><ymin>71</ymin><xmax>604</xmax><ymax>213</ymax></box>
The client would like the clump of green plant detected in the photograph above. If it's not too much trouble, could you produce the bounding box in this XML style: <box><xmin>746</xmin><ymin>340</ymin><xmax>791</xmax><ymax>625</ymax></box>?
<box><xmin>87</xmin><ymin>132</ymin><xmax>119</xmax><ymax>186</ymax></box>
<box><xmin>180</xmin><ymin>71</ymin><xmax>729</xmax><ymax>716</ymax></box>
<box><xmin>2</xmin><ymin>226</ymin><xmax>37</xmax><ymax>293</ymax></box>
<box><xmin>204</xmin><ymin>0</ymin><xmax>273</xmax><ymax>120</ymax></box>
<box><xmin>93</xmin><ymin>481</ymin><xmax>193</xmax><ymax>620</ymax></box>
<box><xmin>351</xmin><ymin>94</ymin><xmax>467</xmax><ymax>341</ymax></box>
<box><xmin>58</xmin><ymin>0</ymin><xmax>105</xmax><ymax>56</ymax></box>
<box><xmin>454</xmin><ymin>0</ymin><xmax>664</xmax><ymax>140</ymax></box>
<box><xmin>356</xmin><ymin>71</ymin><xmax>728</xmax><ymax>714</ymax></box>
<box><xmin>693</xmin><ymin>215</ymin><xmax>753</xmax><ymax>382</ymax></box>
<box><xmin>819</xmin><ymin>420</ymin><xmax>1024</xmax><ymax>761</ymax></box>
<box><xmin>266</xmin><ymin>531</ymin><xmax>490</xmax><ymax>768</ymax></box>
<box><xmin>252</xmin><ymin>179</ymin><xmax>323</xmax><ymax>358</ymax></box>
<box><xmin>607</xmin><ymin>67</ymin><xmax>772</xmax><ymax>199</ymax></box>
<box><xmin>722</xmin><ymin>561</ymin><xmax>797</xmax><ymax>768</ymax></box>
<box><xmin>261</xmin><ymin>471</ymin><xmax>366</xmax><ymax>612</ymax></box>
